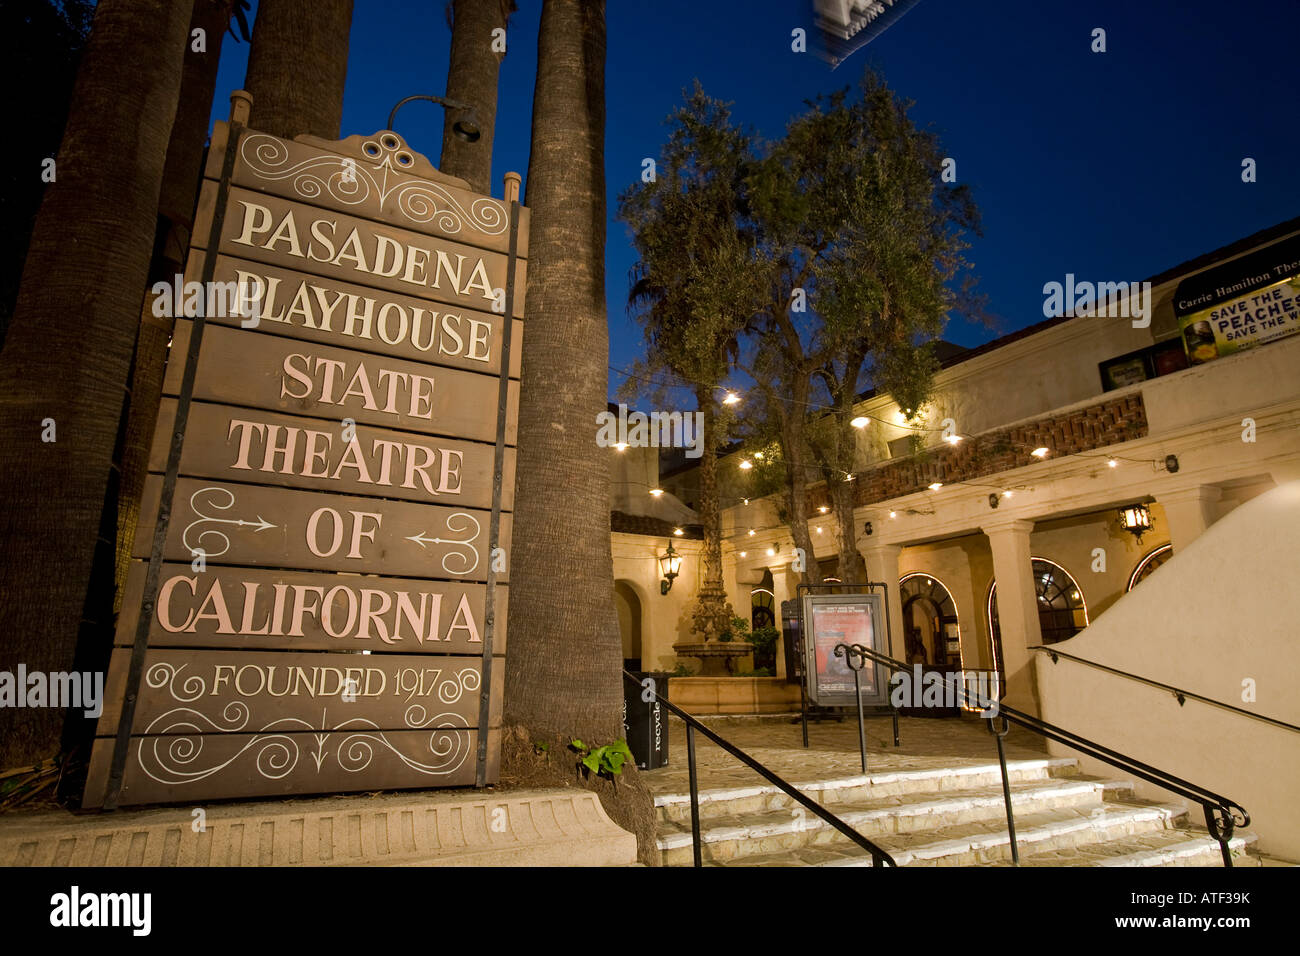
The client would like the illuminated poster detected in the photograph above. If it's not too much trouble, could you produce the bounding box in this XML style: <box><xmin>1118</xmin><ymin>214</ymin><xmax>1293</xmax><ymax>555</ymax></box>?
<box><xmin>1174</xmin><ymin>234</ymin><xmax>1300</xmax><ymax>365</ymax></box>
<box><xmin>802</xmin><ymin>593</ymin><xmax>889</xmax><ymax>707</ymax></box>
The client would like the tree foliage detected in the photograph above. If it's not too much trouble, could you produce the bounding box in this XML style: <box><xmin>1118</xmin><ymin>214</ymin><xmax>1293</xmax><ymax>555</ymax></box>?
<box><xmin>623</xmin><ymin>69</ymin><xmax>981</xmax><ymax>587</ymax></box>
<box><xmin>617</xmin><ymin>85</ymin><xmax>767</xmax><ymax>639</ymax></box>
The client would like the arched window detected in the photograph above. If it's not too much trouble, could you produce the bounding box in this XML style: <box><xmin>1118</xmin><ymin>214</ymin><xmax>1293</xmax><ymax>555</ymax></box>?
<box><xmin>1127</xmin><ymin>544</ymin><xmax>1173</xmax><ymax>591</ymax></box>
<box><xmin>987</xmin><ymin>558</ymin><xmax>1089</xmax><ymax>672</ymax></box>
<box><xmin>899</xmin><ymin>573</ymin><xmax>961</xmax><ymax>668</ymax></box>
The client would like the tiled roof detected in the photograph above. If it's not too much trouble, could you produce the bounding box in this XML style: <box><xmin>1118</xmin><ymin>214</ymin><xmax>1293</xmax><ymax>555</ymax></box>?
<box><xmin>610</xmin><ymin>511</ymin><xmax>703</xmax><ymax>539</ymax></box>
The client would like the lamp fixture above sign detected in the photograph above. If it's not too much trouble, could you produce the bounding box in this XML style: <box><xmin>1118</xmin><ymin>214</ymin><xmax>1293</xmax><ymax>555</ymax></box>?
<box><xmin>659</xmin><ymin>541</ymin><xmax>682</xmax><ymax>595</ymax></box>
<box><xmin>1118</xmin><ymin>503</ymin><xmax>1153</xmax><ymax>544</ymax></box>
<box><xmin>387</xmin><ymin>94</ymin><xmax>481</xmax><ymax>143</ymax></box>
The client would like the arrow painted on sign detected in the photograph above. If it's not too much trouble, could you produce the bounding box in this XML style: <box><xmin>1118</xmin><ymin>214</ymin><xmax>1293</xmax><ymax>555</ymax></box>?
<box><xmin>404</xmin><ymin>513</ymin><xmax>482</xmax><ymax>576</ymax></box>
<box><xmin>405</xmin><ymin>532</ymin><xmax>456</xmax><ymax>548</ymax></box>
<box><xmin>208</xmin><ymin>514</ymin><xmax>277</xmax><ymax>532</ymax></box>
<box><xmin>183</xmin><ymin>486</ymin><xmax>280</xmax><ymax>558</ymax></box>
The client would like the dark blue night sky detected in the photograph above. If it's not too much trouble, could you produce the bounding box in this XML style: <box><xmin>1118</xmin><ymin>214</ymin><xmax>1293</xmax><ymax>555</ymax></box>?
<box><xmin>210</xmin><ymin>0</ymin><xmax>1300</xmax><ymax>399</ymax></box>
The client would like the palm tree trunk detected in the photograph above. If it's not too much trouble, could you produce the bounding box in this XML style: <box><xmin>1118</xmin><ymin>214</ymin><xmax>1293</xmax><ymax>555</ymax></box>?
<box><xmin>506</xmin><ymin>0</ymin><xmax>619</xmax><ymax>742</ymax></box>
<box><xmin>244</xmin><ymin>0</ymin><xmax>352</xmax><ymax>140</ymax></box>
<box><xmin>503</xmin><ymin>0</ymin><xmax>656</xmax><ymax>862</ymax></box>
<box><xmin>0</xmin><ymin>0</ymin><xmax>194</xmax><ymax>770</ymax></box>
<box><xmin>116</xmin><ymin>0</ymin><xmax>234</xmax><ymax>610</ymax></box>
<box><xmin>440</xmin><ymin>0</ymin><xmax>515</xmax><ymax>194</ymax></box>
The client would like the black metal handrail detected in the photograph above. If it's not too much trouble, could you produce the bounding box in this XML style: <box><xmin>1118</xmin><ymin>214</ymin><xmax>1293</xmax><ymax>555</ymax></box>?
<box><xmin>1031</xmin><ymin>644</ymin><xmax>1300</xmax><ymax>735</ymax></box>
<box><xmin>623</xmin><ymin>670</ymin><xmax>897</xmax><ymax>868</ymax></box>
<box><xmin>838</xmin><ymin>646</ymin><xmax>1251</xmax><ymax>867</ymax></box>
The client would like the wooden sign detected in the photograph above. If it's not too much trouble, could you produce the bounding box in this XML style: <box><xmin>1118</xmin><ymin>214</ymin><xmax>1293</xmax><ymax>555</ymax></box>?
<box><xmin>150</xmin><ymin>400</ymin><xmax>516</xmax><ymax>510</ymax></box>
<box><xmin>193</xmin><ymin>185</ymin><xmax>527</xmax><ymax>318</ymax></box>
<box><xmin>184</xmin><ymin>251</ymin><xmax>523</xmax><ymax>378</ymax></box>
<box><xmin>83</xmin><ymin>728</ymin><xmax>500</xmax><ymax>805</ymax></box>
<box><xmin>214</xmin><ymin>128</ymin><xmax>530</xmax><ymax>258</ymax></box>
<box><xmin>132</xmin><ymin>476</ymin><xmax>512</xmax><ymax>582</ymax></box>
<box><xmin>97</xmin><ymin>649</ymin><xmax>504</xmax><ymax>734</ymax></box>
<box><xmin>89</xmin><ymin>104</ymin><xmax>525</xmax><ymax>809</ymax></box>
<box><xmin>163</xmin><ymin>322</ymin><xmax>518</xmax><ymax>444</ymax></box>
<box><xmin>115</xmin><ymin>563</ymin><xmax>507</xmax><ymax>655</ymax></box>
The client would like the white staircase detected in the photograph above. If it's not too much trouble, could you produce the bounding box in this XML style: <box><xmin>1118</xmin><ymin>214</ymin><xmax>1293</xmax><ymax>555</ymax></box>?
<box><xmin>653</xmin><ymin>757</ymin><xmax>1259</xmax><ymax>867</ymax></box>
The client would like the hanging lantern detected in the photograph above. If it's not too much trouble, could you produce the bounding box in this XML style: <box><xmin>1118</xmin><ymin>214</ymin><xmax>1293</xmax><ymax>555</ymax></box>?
<box><xmin>659</xmin><ymin>541</ymin><xmax>682</xmax><ymax>595</ymax></box>
<box><xmin>1118</xmin><ymin>503</ymin><xmax>1153</xmax><ymax>544</ymax></box>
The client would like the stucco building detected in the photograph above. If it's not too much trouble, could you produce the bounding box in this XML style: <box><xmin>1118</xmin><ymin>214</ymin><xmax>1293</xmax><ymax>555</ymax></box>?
<box><xmin>609</xmin><ymin>217</ymin><xmax>1300</xmax><ymax>850</ymax></box>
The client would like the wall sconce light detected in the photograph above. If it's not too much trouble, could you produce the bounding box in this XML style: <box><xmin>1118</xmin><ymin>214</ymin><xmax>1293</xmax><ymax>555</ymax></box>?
<box><xmin>659</xmin><ymin>541</ymin><xmax>682</xmax><ymax>595</ymax></box>
<box><xmin>1165</xmin><ymin>454</ymin><xmax>1180</xmax><ymax>473</ymax></box>
<box><xmin>1117</xmin><ymin>503</ymin><xmax>1153</xmax><ymax>544</ymax></box>
<box><xmin>863</xmin><ymin>521</ymin><xmax>873</xmax><ymax>536</ymax></box>
<box><xmin>988</xmin><ymin>493</ymin><xmax>1000</xmax><ymax>509</ymax></box>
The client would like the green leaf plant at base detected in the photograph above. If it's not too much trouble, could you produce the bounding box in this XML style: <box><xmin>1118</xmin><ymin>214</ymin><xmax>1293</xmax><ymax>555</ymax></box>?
<box><xmin>569</xmin><ymin>739</ymin><xmax>635</xmax><ymax>792</ymax></box>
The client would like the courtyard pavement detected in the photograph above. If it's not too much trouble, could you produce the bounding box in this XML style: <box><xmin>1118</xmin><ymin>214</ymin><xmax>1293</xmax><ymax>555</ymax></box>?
<box><xmin>641</xmin><ymin>711</ymin><xmax>1051</xmax><ymax>796</ymax></box>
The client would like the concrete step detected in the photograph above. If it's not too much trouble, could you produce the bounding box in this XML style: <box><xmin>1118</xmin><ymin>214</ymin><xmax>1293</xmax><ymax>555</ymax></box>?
<box><xmin>1004</xmin><ymin>827</ymin><xmax>1261</xmax><ymax>867</ymax></box>
<box><xmin>656</xmin><ymin>774</ymin><xmax>1133</xmax><ymax>866</ymax></box>
<box><xmin>693</xmin><ymin>799</ymin><xmax>1195</xmax><ymax>867</ymax></box>
<box><xmin>653</xmin><ymin>757</ymin><xmax>1081</xmax><ymax>826</ymax></box>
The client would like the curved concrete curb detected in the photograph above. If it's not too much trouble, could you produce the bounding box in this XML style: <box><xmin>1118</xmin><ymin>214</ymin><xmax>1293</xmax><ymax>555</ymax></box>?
<box><xmin>0</xmin><ymin>788</ymin><xmax>637</xmax><ymax>867</ymax></box>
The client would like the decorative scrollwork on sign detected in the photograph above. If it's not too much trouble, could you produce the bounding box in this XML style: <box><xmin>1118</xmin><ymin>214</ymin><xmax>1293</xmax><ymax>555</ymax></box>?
<box><xmin>437</xmin><ymin>667</ymin><xmax>481</xmax><ymax>705</ymax></box>
<box><xmin>133</xmin><ymin>711</ymin><xmax>474</xmax><ymax>786</ymax></box>
<box><xmin>404</xmin><ymin>512</ymin><xmax>481</xmax><ymax>575</ymax></box>
<box><xmin>144</xmin><ymin>662</ymin><xmax>207</xmax><ymax>703</ymax></box>
<box><xmin>239</xmin><ymin>132</ymin><xmax>509</xmax><ymax>236</ymax></box>
<box><xmin>403</xmin><ymin>705</ymin><xmax>470</xmax><ymax>730</ymax></box>
<box><xmin>181</xmin><ymin>486</ymin><xmax>277</xmax><ymax>559</ymax></box>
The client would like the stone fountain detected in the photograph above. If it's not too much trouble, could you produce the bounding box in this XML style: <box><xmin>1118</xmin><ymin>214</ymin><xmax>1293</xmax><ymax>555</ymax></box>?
<box><xmin>671</xmin><ymin>639</ymin><xmax>753</xmax><ymax>676</ymax></box>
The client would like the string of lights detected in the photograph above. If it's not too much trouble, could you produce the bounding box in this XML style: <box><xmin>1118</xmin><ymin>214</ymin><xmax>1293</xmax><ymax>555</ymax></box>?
<box><xmin>608</xmin><ymin>363</ymin><xmax>1180</xmax><ymax>534</ymax></box>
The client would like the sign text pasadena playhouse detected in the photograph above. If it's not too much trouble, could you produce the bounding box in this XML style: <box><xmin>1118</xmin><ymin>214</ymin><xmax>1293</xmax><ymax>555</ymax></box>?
<box><xmin>233</xmin><ymin>195</ymin><xmax>496</xmax><ymax>314</ymax></box>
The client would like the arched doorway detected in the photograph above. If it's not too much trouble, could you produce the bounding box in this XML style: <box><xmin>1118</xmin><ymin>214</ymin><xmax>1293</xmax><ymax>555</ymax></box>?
<box><xmin>614</xmin><ymin>580</ymin><xmax>642</xmax><ymax>671</ymax></box>
<box><xmin>900</xmin><ymin>573</ymin><xmax>961</xmax><ymax>669</ymax></box>
<box><xmin>987</xmin><ymin>557</ymin><xmax>1088</xmax><ymax>678</ymax></box>
<box><xmin>750</xmin><ymin>569</ymin><xmax>777</xmax><ymax>673</ymax></box>
<box><xmin>751</xmin><ymin>569</ymin><xmax>775</xmax><ymax>630</ymax></box>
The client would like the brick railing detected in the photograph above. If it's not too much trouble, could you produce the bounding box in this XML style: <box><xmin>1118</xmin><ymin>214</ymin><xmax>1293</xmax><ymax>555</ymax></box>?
<box><xmin>810</xmin><ymin>392</ymin><xmax>1149</xmax><ymax>509</ymax></box>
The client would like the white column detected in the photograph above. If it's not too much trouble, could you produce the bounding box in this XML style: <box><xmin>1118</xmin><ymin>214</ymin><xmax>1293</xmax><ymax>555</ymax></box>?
<box><xmin>1157</xmin><ymin>485</ymin><xmax>1222</xmax><ymax>551</ymax></box>
<box><xmin>862</xmin><ymin>543</ymin><xmax>904</xmax><ymax>663</ymax></box>
<box><xmin>982</xmin><ymin>519</ymin><xmax>1043</xmax><ymax>716</ymax></box>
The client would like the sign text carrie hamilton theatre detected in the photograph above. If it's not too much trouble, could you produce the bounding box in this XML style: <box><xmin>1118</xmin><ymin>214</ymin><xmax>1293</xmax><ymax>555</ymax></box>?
<box><xmin>85</xmin><ymin>92</ymin><xmax>527</xmax><ymax>808</ymax></box>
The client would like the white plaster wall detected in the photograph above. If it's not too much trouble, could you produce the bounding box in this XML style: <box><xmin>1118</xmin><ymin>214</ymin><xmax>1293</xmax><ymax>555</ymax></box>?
<box><xmin>1035</xmin><ymin>480</ymin><xmax>1300</xmax><ymax>859</ymax></box>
